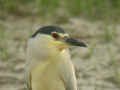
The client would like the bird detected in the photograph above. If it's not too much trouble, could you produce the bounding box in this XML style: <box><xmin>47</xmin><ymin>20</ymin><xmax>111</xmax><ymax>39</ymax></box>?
<box><xmin>25</xmin><ymin>26</ymin><xmax>87</xmax><ymax>90</ymax></box>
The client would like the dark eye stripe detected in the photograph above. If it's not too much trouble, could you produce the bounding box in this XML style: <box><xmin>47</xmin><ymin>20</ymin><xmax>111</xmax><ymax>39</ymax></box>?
<box><xmin>31</xmin><ymin>26</ymin><xmax>65</xmax><ymax>38</ymax></box>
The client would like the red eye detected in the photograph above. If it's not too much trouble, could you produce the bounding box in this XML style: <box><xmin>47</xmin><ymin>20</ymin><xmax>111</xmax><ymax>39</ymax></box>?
<box><xmin>52</xmin><ymin>32</ymin><xmax>60</xmax><ymax>39</ymax></box>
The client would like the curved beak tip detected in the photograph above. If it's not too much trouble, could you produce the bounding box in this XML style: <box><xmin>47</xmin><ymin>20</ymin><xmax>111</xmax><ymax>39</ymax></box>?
<box><xmin>79</xmin><ymin>42</ymin><xmax>87</xmax><ymax>47</ymax></box>
<box><xmin>73</xmin><ymin>41</ymin><xmax>87</xmax><ymax>47</ymax></box>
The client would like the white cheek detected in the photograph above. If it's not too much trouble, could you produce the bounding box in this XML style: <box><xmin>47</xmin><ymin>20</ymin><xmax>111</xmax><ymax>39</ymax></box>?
<box><xmin>27</xmin><ymin>37</ymin><xmax>51</xmax><ymax>61</ymax></box>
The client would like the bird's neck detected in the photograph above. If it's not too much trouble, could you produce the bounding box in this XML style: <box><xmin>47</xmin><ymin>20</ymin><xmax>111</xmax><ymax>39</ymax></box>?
<box><xmin>26</xmin><ymin>49</ymin><xmax>66</xmax><ymax>73</ymax></box>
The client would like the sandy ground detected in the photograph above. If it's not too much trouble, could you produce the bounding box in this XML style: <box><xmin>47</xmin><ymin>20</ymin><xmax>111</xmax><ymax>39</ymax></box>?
<box><xmin>0</xmin><ymin>17</ymin><xmax>120</xmax><ymax>90</ymax></box>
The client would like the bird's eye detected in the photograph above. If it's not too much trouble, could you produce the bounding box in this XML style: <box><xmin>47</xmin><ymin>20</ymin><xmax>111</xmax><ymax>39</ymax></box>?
<box><xmin>51</xmin><ymin>32</ymin><xmax>60</xmax><ymax>39</ymax></box>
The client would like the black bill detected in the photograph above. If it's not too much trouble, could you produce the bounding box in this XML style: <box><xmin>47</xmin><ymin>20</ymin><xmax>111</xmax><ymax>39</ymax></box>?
<box><xmin>63</xmin><ymin>37</ymin><xmax>87</xmax><ymax>47</ymax></box>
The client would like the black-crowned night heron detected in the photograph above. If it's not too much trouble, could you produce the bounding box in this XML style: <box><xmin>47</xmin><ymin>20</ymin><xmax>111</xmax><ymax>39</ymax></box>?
<box><xmin>25</xmin><ymin>26</ymin><xmax>87</xmax><ymax>90</ymax></box>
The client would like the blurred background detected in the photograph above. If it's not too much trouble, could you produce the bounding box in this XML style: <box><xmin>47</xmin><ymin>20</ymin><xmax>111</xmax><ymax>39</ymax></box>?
<box><xmin>0</xmin><ymin>0</ymin><xmax>120</xmax><ymax>90</ymax></box>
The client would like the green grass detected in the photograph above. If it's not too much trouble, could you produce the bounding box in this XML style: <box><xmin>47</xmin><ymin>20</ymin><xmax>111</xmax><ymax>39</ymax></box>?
<box><xmin>102</xmin><ymin>24</ymin><xmax>116</xmax><ymax>43</ymax></box>
<box><xmin>0</xmin><ymin>0</ymin><xmax>120</xmax><ymax>21</ymax></box>
<box><xmin>0</xmin><ymin>0</ymin><xmax>18</xmax><ymax>13</ymax></box>
<box><xmin>36</xmin><ymin>0</ymin><xmax>60</xmax><ymax>16</ymax></box>
<box><xmin>0</xmin><ymin>24</ymin><xmax>9</xmax><ymax>61</ymax></box>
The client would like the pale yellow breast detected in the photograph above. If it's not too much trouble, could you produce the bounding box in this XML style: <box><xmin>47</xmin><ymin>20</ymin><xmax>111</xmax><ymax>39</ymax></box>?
<box><xmin>31</xmin><ymin>58</ymin><xmax>65</xmax><ymax>90</ymax></box>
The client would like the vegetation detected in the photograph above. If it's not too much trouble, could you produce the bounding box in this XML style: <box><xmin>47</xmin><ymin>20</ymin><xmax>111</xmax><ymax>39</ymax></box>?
<box><xmin>0</xmin><ymin>24</ymin><xmax>9</xmax><ymax>60</ymax></box>
<box><xmin>0</xmin><ymin>0</ymin><xmax>120</xmax><ymax>21</ymax></box>
<box><xmin>0</xmin><ymin>0</ymin><xmax>120</xmax><ymax>89</ymax></box>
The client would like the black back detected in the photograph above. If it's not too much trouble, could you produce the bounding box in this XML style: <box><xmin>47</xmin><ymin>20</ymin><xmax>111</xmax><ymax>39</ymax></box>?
<box><xmin>32</xmin><ymin>26</ymin><xmax>65</xmax><ymax>38</ymax></box>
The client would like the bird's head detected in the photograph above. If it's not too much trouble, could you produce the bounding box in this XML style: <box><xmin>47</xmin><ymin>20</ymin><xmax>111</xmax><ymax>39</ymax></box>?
<box><xmin>31</xmin><ymin>26</ymin><xmax>87</xmax><ymax>52</ymax></box>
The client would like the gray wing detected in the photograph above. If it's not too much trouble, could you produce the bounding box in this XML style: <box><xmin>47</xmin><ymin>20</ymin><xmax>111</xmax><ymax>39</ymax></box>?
<box><xmin>24</xmin><ymin>61</ymin><xmax>32</xmax><ymax>90</ymax></box>
<box><xmin>60</xmin><ymin>50</ymin><xmax>77</xmax><ymax>90</ymax></box>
